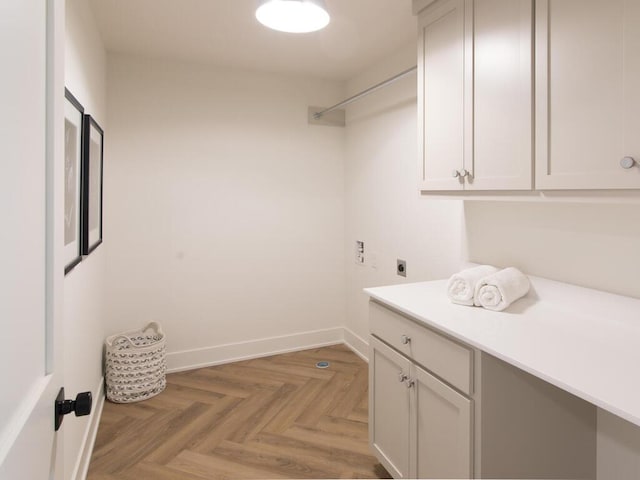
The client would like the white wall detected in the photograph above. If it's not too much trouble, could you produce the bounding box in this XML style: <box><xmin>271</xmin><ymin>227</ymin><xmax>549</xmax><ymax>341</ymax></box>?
<box><xmin>464</xmin><ymin>200</ymin><xmax>640</xmax><ymax>299</ymax></box>
<box><xmin>64</xmin><ymin>0</ymin><xmax>107</xmax><ymax>478</ymax></box>
<box><xmin>104</xmin><ymin>55</ymin><xmax>346</xmax><ymax>369</ymax></box>
<box><xmin>343</xmin><ymin>43</ymin><xmax>464</xmax><ymax>353</ymax></box>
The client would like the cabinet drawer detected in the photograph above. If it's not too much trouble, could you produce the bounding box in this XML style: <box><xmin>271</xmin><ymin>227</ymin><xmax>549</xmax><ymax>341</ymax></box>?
<box><xmin>370</xmin><ymin>300</ymin><xmax>473</xmax><ymax>395</ymax></box>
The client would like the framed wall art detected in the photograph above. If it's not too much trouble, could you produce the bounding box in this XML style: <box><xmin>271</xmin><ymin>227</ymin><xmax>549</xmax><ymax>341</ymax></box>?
<box><xmin>64</xmin><ymin>89</ymin><xmax>84</xmax><ymax>274</ymax></box>
<box><xmin>82</xmin><ymin>115</ymin><xmax>104</xmax><ymax>255</ymax></box>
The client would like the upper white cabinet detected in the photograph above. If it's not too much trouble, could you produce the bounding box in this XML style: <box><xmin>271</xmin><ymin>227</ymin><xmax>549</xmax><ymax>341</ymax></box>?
<box><xmin>418</xmin><ymin>0</ymin><xmax>465</xmax><ymax>190</ymax></box>
<box><xmin>535</xmin><ymin>0</ymin><xmax>640</xmax><ymax>189</ymax></box>
<box><xmin>418</xmin><ymin>0</ymin><xmax>533</xmax><ymax>191</ymax></box>
<box><xmin>473</xmin><ymin>0</ymin><xmax>533</xmax><ymax>190</ymax></box>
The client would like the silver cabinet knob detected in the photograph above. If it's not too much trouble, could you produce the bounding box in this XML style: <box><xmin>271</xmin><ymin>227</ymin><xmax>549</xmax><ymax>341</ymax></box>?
<box><xmin>400</xmin><ymin>335</ymin><xmax>411</xmax><ymax>345</ymax></box>
<box><xmin>398</xmin><ymin>372</ymin><xmax>408</xmax><ymax>383</ymax></box>
<box><xmin>620</xmin><ymin>157</ymin><xmax>637</xmax><ymax>169</ymax></box>
<box><xmin>405</xmin><ymin>378</ymin><xmax>415</xmax><ymax>389</ymax></box>
<box><xmin>459</xmin><ymin>169</ymin><xmax>469</xmax><ymax>178</ymax></box>
<box><xmin>452</xmin><ymin>170</ymin><xmax>461</xmax><ymax>178</ymax></box>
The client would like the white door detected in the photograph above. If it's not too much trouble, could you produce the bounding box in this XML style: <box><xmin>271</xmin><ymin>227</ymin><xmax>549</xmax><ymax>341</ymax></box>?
<box><xmin>468</xmin><ymin>0</ymin><xmax>532</xmax><ymax>191</ymax></box>
<box><xmin>0</xmin><ymin>0</ymin><xmax>65</xmax><ymax>479</ymax></box>
<box><xmin>418</xmin><ymin>0</ymin><xmax>466</xmax><ymax>191</ymax></box>
<box><xmin>413</xmin><ymin>365</ymin><xmax>472</xmax><ymax>479</ymax></box>
<box><xmin>369</xmin><ymin>337</ymin><xmax>411</xmax><ymax>478</ymax></box>
<box><xmin>535</xmin><ymin>0</ymin><xmax>640</xmax><ymax>189</ymax></box>
<box><xmin>369</xmin><ymin>337</ymin><xmax>412</xmax><ymax>479</ymax></box>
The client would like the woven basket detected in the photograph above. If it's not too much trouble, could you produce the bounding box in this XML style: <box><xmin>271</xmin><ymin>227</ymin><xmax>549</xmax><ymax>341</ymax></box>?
<box><xmin>105</xmin><ymin>322</ymin><xmax>166</xmax><ymax>403</ymax></box>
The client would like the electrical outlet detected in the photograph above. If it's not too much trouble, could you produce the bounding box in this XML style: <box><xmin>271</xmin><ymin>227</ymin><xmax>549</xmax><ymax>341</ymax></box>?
<box><xmin>356</xmin><ymin>241</ymin><xmax>365</xmax><ymax>265</ymax></box>
<box><xmin>397</xmin><ymin>259</ymin><xmax>406</xmax><ymax>277</ymax></box>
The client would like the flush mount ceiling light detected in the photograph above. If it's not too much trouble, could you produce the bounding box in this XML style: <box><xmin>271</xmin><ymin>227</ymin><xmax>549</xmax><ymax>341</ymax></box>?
<box><xmin>256</xmin><ymin>0</ymin><xmax>330</xmax><ymax>34</ymax></box>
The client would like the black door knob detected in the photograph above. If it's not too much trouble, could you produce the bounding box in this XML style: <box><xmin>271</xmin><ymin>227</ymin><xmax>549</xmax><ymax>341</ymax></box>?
<box><xmin>54</xmin><ymin>388</ymin><xmax>93</xmax><ymax>431</ymax></box>
<box><xmin>73</xmin><ymin>391</ymin><xmax>92</xmax><ymax>416</ymax></box>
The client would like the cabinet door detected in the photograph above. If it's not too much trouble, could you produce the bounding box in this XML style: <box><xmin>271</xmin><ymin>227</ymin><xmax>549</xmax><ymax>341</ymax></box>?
<box><xmin>369</xmin><ymin>337</ymin><xmax>412</xmax><ymax>479</ymax></box>
<box><xmin>418</xmin><ymin>0</ymin><xmax>466</xmax><ymax>190</ymax></box>
<box><xmin>413</xmin><ymin>365</ymin><xmax>472</xmax><ymax>479</ymax></box>
<box><xmin>468</xmin><ymin>0</ymin><xmax>533</xmax><ymax>190</ymax></box>
<box><xmin>536</xmin><ymin>0</ymin><xmax>640</xmax><ymax>189</ymax></box>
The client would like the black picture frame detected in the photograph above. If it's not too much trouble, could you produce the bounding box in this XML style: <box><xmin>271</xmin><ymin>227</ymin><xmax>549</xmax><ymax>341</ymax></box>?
<box><xmin>64</xmin><ymin>89</ymin><xmax>84</xmax><ymax>274</ymax></box>
<box><xmin>82</xmin><ymin>115</ymin><xmax>104</xmax><ymax>255</ymax></box>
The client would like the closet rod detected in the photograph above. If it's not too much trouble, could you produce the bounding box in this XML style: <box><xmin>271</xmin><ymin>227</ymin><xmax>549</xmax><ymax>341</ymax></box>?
<box><xmin>313</xmin><ymin>65</ymin><xmax>417</xmax><ymax>119</ymax></box>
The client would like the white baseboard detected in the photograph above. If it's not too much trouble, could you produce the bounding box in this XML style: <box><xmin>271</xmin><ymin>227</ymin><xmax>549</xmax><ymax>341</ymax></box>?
<box><xmin>74</xmin><ymin>378</ymin><xmax>105</xmax><ymax>480</ymax></box>
<box><xmin>343</xmin><ymin>327</ymin><xmax>369</xmax><ymax>362</ymax></box>
<box><xmin>166</xmin><ymin>327</ymin><xmax>346</xmax><ymax>373</ymax></box>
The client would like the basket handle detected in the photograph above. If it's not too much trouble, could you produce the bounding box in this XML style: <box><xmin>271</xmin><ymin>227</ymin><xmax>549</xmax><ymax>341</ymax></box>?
<box><xmin>111</xmin><ymin>322</ymin><xmax>163</xmax><ymax>347</ymax></box>
<box><xmin>142</xmin><ymin>322</ymin><xmax>163</xmax><ymax>336</ymax></box>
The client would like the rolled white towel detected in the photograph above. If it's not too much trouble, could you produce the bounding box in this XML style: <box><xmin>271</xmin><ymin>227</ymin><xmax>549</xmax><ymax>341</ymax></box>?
<box><xmin>447</xmin><ymin>265</ymin><xmax>500</xmax><ymax>306</ymax></box>
<box><xmin>474</xmin><ymin>267</ymin><xmax>531</xmax><ymax>311</ymax></box>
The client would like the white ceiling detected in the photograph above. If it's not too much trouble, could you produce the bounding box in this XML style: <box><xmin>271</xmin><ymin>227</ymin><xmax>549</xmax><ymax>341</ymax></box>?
<box><xmin>88</xmin><ymin>0</ymin><xmax>416</xmax><ymax>80</ymax></box>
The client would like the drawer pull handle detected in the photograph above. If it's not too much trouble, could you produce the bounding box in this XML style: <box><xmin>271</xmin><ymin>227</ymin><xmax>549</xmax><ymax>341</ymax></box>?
<box><xmin>398</xmin><ymin>372</ymin><xmax>408</xmax><ymax>383</ymax></box>
<box><xmin>400</xmin><ymin>335</ymin><xmax>411</xmax><ymax>345</ymax></box>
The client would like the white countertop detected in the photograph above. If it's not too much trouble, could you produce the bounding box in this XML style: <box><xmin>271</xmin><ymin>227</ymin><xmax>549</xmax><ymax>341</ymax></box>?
<box><xmin>364</xmin><ymin>276</ymin><xmax>640</xmax><ymax>427</ymax></box>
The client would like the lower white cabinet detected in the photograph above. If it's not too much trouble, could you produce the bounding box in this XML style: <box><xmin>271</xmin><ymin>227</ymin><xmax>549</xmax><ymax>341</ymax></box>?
<box><xmin>370</xmin><ymin>336</ymin><xmax>471</xmax><ymax>479</ymax></box>
<box><xmin>369</xmin><ymin>337</ymin><xmax>411</xmax><ymax>478</ymax></box>
<box><xmin>414</xmin><ymin>364</ymin><xmax>471</xmax><ymax>479</ymax></box>
<box><xmin>369</xmin><ymin>300</ymin><xmax>599</xmax><ymax>479</ymax></box>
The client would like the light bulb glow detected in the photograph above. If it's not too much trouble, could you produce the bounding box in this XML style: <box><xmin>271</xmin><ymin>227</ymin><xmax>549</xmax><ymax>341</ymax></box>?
<box><xmin>256</xmin><ymin>0</ymin><xmax>330</xmax><ymax>33</ymax></box>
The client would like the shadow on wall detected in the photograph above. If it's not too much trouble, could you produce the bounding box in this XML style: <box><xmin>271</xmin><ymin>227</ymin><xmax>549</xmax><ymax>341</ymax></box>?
<box><xmin>463</xmin><ymin>200</ymin><xmax>640</xmax><ymax>299</ymax></box>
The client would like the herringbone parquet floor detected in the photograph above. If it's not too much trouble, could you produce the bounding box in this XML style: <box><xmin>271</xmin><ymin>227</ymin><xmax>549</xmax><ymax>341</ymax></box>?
<box><xmin>87</xmin><ymin>344</ymin><xmax>391</xmax><ymax>479</ymax></box>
